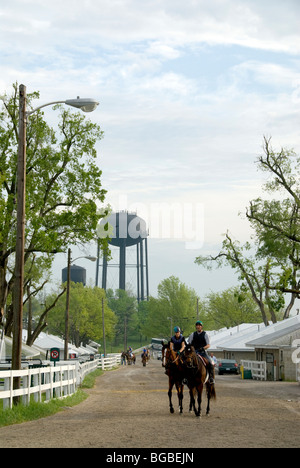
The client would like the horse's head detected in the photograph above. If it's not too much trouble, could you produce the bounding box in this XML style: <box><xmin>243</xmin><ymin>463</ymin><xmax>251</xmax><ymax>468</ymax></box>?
<box><xmin>183</xmin><ymin>344</ymin><xmax>197</xmax><ymax>369</ymax></box>
<box><xmin>161</xmin><ymin>342</ymin><xmax>170</xmax><ymax>367</ymax></box>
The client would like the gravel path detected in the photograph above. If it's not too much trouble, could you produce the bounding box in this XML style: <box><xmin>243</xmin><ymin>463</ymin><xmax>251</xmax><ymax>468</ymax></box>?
<box><xmin>0</xmin><ymin>359</ymin><xmax>299</xmax><ymax>448</ymax></box>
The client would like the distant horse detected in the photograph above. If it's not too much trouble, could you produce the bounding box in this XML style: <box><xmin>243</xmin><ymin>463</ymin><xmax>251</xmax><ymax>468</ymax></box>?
<box><xmin>162</xmin><ymin>342</ymin><xmax>185</xmax><ymax>414</ymax></box>
<box><xmin>141</xmin><ymin>353</ymin><xmax>147</xmax><ymax>367</ymax></box>
<box><xmin>182</xmin><ymin>344</ymin><xmax>216</xmax><ymax>418</ymax></box>
<box><xmin>126</xmin><ymin>352</ymin><xmax>136</xmax><ymax>366</ymax></box>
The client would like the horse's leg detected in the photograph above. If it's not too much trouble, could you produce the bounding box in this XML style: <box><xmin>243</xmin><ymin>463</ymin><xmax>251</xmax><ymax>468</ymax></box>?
<box><xmin>206</xmin><ymin>383</ymin><xmax>211</xmax><ymax>416</ymax></box>
<box><xmin>189</xmin><ymin>387</ymin><xmax>197</xmax><ymax>416</ymax></box>
<box><xmin>188</xmin><ymin>385</ymin><xmax>193</xmax><ymax>413</ymax></box>
<box><xmin>196</xmin><ymin>383</ymin><xmax>203</xmax><ymax>418</ymax></box>
<box><xmin>168</xmin><ymin>379</ymin><xmax>175</xmax><ymax>414</ymax></box>
<box><xmin>179</xmin><ymin>384</ymin><xmax>184</xmax><ymax>414</ymax></box>
<box><xmin>176</xmin><ymin>382</ymin><xmax>184</xmax><ymax>414</ymax></box>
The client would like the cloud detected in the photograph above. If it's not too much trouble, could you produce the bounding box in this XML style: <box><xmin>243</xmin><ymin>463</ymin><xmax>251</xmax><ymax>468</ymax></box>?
<box><xmin>1</xmin><ymin>0</ymin><xmax>300</xmax><ymax>297</ymax></box>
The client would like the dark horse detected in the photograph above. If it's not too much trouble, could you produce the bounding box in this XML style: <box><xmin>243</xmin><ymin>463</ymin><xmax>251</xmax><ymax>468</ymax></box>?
<box><xmin>162</xmin><ymin>342</ymin><xmax>185</xmax><ymax>414</ymax></box>
<box><xmin>182</xmin><ymin>344</ymin><xmax>216</xmax><ymax>418</ymax></box>
<box><xmin>141</xmin><ymin>353</ymin><xmax>147</xmax><ymax>367</ymax></box>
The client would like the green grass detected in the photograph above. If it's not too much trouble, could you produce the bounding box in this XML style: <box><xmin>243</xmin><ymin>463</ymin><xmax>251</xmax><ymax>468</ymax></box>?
<box><xmin>0</xmin><ymin>368</ymin><xmax>104</xmax><ymax>428</ymax></box>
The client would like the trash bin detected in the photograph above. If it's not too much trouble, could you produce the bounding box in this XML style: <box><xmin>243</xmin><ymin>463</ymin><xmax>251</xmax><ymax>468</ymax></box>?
<box><xmin>243</xmin><ymin>369</ymin><xmax>252</xmax><ymax>380</ymax></box>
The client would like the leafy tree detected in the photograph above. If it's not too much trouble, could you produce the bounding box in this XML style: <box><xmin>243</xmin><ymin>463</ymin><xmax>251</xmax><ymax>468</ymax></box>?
<box><xmin>204</xmin><ymin>287</ymin><xmax>263</xmax><ymax>329</ymax></box>
<box><xmin>106</xmin><ymin>289</ymin><xmax>139</xmax><ymax>351</ymax></box>
<box><xmin>246</xmin><ymin>137</ymin><xmax>300</xmax><ymax>305</ymax></box>
<box><xmin>46</xmin><ymin>284</ymin><xmax>116</xmax><ymax>348</ymax></box>
<box><xmin>196</xmin><ymin>233</ymin><xmax>280</xmax><ymax>326</ymax></box>
<box><xmin>195</xmin><ymin>137</ymin><xmax>300</xmax><ymax>323</ymax></box>
<box><xmin>141</xmin><ymin>276</ymin><xmax>202</xmax><ymax>339</ymax></box>
<box><xmin>0</xmin><ymin>84</ymin><xmax>108</xmax><ymax>336</ymax></box>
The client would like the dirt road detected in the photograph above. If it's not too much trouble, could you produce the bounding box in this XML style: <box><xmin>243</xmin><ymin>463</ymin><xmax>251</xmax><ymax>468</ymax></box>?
<box><xmin>0</xmin><ymin>359</ymin><xmax>300</xmax><ymax>448</ymax></box>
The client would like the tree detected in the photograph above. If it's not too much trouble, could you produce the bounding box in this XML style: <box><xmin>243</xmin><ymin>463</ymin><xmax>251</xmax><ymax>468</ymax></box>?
<box><xmin>195</xmin><ymin>137</ymin><xmax>300</xmax><ymax>322</ymax></box>
<box><xmin>0</xmin><ymin>84</ymin><xmax>109</xmax><ymax>336</ymax></box>
<box><xmin>106</xmin><ymin>289</ymin><xmax>139</xmax><ymax>351</ymax></box>
<box><xmin>47</xmin><ymin>284</ymin><xmax>116</xmax><ymax>348</ymax></box>
<box><xmin>246</xmin><ymin>137</ymin><xmax>300</xmax><ymax>303</ymax></box>
<box><xmin>195</xmin><ymin>233</ymin><xmax>279</xmax><ymax>326</ymax></box>
<box><xmin>204</xmin><ymin>287</ymin><xmax>263</xmax><ymax>329</ymax></box>
<box><xmin>142</xmin><ymin>276</ymin><xmax>201</xmax><ymax>339</ymax></box>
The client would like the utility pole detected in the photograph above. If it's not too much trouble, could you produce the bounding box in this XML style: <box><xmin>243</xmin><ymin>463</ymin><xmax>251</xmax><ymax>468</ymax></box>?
<box><xmin>12</xmin><ymin>85</ymin><xmax>27</xmax><ymax>396</ymax></box>
<box><xmin>124</xmin><ymin>315</ymin><xmax>128</xmax><ymax>352</ymax></box>
<box><xmin>102</xmin><ymin>297</ymin><xmax>106</xmax><ymax>357</ymax></box>
<box><xmin>64</xmin><ymin>248</ymin><xmax>71</xmax><ymax>360</ymax></box>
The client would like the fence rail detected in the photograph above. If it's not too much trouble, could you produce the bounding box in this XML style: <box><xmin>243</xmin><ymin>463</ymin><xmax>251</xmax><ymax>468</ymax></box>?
<box><xmin>241</xmin><ymin>360</ymin><xmax>267</xmax><ymax>381</ymax></box>
<box><xmin>0</xmin><ymin>365</ymin><xmax>77</xmax><ymax>410</ymax></box>
<box><xmin>0</xmin><ymin>354</ymin><xmax>121</xmax><ymax>410</ymax></box>
<box><xmin>99</xmin><ymin>354</ymin><xmax>121</xmax><ymax>370</ymax></box>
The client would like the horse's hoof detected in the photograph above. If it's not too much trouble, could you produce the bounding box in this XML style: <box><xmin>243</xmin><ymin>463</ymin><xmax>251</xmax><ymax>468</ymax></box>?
<box><xmin>170</xmin><ymin>408</ymin><xmax>175</xmax><ymax>414</ymax></box>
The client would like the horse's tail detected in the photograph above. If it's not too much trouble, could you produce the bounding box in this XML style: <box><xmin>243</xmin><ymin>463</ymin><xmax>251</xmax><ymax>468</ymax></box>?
<box><xmin>206</xmin><ymin>382</ymin><xmax>217</xmax><ymax>400</ymax></box>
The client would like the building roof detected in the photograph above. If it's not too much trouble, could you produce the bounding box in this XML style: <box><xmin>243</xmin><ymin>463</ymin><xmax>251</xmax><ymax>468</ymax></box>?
<box><xmin>1</xmin><ymin>336</ymin><xmax>41</xmax><ymax>359</ymax></box>
<box><xmin>208</xmin><ymin>323</ymin><xmax>267</xmax><ymax>352</ymax></box>
<box><xmin>206</xmin><ymin>316</ymin><xmax>300</xmax><ymax>353</ymax></box>
<box><xmin>246</xmin><ymin>315</ymin><xmax>300</xmax><ymax>348</ymax></box>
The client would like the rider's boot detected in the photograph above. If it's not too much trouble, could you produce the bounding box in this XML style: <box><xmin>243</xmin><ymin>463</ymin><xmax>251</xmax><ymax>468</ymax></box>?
<box><xmin>208</xmin><ymin>364</ymin><xmax>215</xmax><ymax>385</ymax></box>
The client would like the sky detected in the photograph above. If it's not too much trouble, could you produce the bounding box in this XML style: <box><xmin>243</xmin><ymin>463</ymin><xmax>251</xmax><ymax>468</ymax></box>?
<box><xmin>1</xmin><ymin>0</ymin><xmax>300</xmax><ymax>303</ymax></box>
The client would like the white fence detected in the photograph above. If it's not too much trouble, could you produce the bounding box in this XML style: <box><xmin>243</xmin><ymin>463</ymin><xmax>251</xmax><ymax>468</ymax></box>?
<box><xmin>241</xmin><ymin>360</ymin><xmax>267</xmax><ymax>381</ymax></box>
<box><xmin>0</xmin><ymin>365</ymin><xmax>77</xmax><ymax>410</ymax></box>
<box><xmin>100</xmin><ymin>354</ymin><xmax>121</xmax><ymax>370</ymax></box>
<box><xmin>0</xmin><ymin>354</ymin><xmax>121</xmax><ymax>410</ymax></box>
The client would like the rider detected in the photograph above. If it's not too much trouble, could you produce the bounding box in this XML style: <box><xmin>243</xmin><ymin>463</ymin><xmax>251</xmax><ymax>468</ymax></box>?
<box><xmin>164</xmin><ymin>326</ymin><xmax>185</xmax><ymax>375</ymax></box>
<box><xmin>187</xmin><ymin>321</ymin><xmax>215</xmax><ymax>384</ymax></box>
<box><xmin>128</xmin><ymin>346</ymin><xmax>133</xmax><ymax>358</ymax></box>
<box><xmin>170</xmin><ymin>326</ymin><xmax>186</xmax><ymax>354</ymax></box>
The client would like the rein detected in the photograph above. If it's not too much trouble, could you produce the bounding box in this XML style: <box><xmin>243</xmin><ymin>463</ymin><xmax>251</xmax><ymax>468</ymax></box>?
<box><xmin>167</xmin><ymin>353</ymin><xmax>180</xmax><ymax>366</ymax></box>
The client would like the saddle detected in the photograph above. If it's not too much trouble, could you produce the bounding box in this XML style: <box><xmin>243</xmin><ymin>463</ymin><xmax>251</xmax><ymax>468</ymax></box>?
<box><xmin>196</xmin><ymin>354</ymin><xmax>209</xmax><ymax>368</ymax></box>
<box><xmin>195</xmin><ymin>354</ymin><xmax>209</xmax><ymax>383</ymax></box>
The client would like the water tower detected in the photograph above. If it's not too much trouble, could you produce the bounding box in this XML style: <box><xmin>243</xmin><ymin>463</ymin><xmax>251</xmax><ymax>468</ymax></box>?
<box><xmin>97</xmin><ymin>211</ymin><xmax>149</xmax><ymax>301</ymax></box>
<box><xmin>62</xmin><ymin>265</ymin><xmax>86</xmax><ymax>286</ymax></box>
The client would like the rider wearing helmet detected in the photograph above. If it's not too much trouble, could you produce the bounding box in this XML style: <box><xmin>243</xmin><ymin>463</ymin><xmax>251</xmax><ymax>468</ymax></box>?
<box><xmin>187</xmin><ymin>321</ymin><xmax>215</xmax><ymax>384</ymax></box>
<box><xmin>170</xmin><ymin>326</ymin><xmax>186</xmax><ymax>354</ymax></box>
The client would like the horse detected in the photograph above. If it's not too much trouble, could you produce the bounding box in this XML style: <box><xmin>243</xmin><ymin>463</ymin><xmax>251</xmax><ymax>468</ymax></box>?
<box><xmin>141</xmin><ymin>353</ymin><xmax>147</xmax><ymax>367</ymax></box>
<box><xmin>162</xmin><ymin>342</ymin><xmax>185</xmax><ymax>414</ymax></box>
<box><xmin>126</xmin><ymin>352</ymin><xmax>136</xmax><ymax>366</ymax></box>
<box><xmin>181</xmin><ymin>344</ymin><xmax>216</xmax><ymax>418</ymax></box>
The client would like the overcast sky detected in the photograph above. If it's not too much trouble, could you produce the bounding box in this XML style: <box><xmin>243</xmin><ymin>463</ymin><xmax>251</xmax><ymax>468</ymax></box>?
<box><xmin>1</xmin><ymin>1</ymin><xmax>300</xmax><ymax>301</ymax></box>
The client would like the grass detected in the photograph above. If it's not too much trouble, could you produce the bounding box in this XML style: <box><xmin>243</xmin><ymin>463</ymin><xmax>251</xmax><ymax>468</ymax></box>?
<box><xmin>0</xmin><ymin>368</ymin><xmax>104</xmax><ymax>428</ymax></box>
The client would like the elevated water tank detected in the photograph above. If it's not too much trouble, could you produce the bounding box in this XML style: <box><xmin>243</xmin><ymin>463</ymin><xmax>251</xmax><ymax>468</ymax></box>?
<box><xmin>98</xmin><ymin>211</ymin><xmax>149</xmax><ymax>301</ymax></box>
<box><xmin>62</xmin><ymin>265</ymin><xmax>86</xmax><ymax>286</ymax></box>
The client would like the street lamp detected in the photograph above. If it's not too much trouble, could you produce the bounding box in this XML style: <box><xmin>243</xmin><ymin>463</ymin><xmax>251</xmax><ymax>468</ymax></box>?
<box><xmin>64</xmin><ymin>249</ymin><xmax>97</xmax><ymax>360</ymax></box>
<box><xmin>12</xmin><ymin>85</ymin><xmax>99</xmax><ymax>382</ymax></box>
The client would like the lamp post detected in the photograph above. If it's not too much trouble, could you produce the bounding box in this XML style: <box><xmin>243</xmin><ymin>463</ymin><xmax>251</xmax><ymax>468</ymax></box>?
<box><xmin>64</xmin><ymin>250</ymin><xmax>97</xmax><ymax>360</ymax></box>
<box><xmin>12</xmin><ymin>85</ymin><xmax>99</xmax><ymax>384</ymax></box>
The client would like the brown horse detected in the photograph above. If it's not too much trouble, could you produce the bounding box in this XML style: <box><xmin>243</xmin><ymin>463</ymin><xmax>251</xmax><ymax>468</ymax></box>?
<box><xmin>162</xmin><ymin>342</ymin><xmax>185</xmax><ymax>414</ymax></box>
<box><xmin>126</xmin><ymin>352</ymin><xmax>136</xmax><ymax>365</ymax></box>
<box><xmin>141</xmin><ymin>353</ymin><xmax>147</xmax><ymax>367</ymax></box>
<box><xmin>182</xmin><ymin>344</ymin><xmax>216</xmax><ymax>418</ymax></box>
